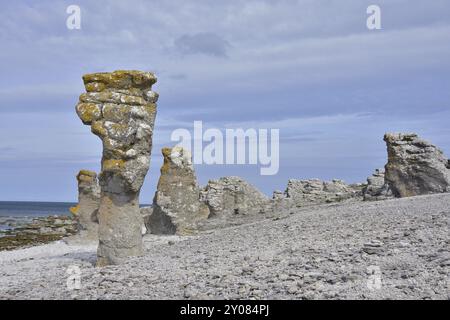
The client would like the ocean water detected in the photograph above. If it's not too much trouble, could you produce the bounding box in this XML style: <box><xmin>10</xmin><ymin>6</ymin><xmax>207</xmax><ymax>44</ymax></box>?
<box><xmin>0</xmin><ymin>201</ymin><xmax>75</xmax><ymax>232</ymax></box>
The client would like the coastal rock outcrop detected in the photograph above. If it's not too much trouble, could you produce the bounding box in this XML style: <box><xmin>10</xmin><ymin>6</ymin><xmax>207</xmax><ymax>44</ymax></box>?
<box><xmin>362</xmin><ymin>169</ymin><xmax>394</xmax><ymax>201</ymax></box>
<box><xmin>149</xmin><ymin>147</ymin><xmax>210</xmax><ymax>235</ymax></box>
<box><xmin>76</xmin><ymin>70</ymin><xmax>158</xmax><ymax>266</ymax></box>
<box><xmin>200</xmin><ymin>176</ymin><xmax>271</xmax><ymax>217</ymax></box>
<box><xmin>384</xmin><ymin>133</ymin><xmax>450</xmax><ymax>197</ymax></box>
<box><xmin>69</xmin><ymin>170</ymin><xmax>100</xmax><ymax>238</ymax></box>
<box><xmin>275</xmin><ymin>179</ymin><xmax>360</xmax><ymax>207</ymax></box>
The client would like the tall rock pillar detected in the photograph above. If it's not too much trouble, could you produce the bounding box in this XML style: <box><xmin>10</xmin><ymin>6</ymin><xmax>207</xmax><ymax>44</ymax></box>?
<box><xmin>76</xmin><ymin>70</ymin><xmax>158</xmax><ymax>266</ymax></box>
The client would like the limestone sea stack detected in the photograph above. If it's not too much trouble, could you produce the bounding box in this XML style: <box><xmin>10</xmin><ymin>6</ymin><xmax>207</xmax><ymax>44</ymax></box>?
<box><xmin>69</xmin><ymin>170</ymin><xmax>100</xmax><ymax>238</ymax></box>
<box><xmin>384</xmin><ymin>133</ymin><xmax>450</xmax><ymax>197</ymax></box>
<box><xmin>200</xmin><ymin>176</ymin><xmax>271</xmax><ymax>217</ymax></box>
<box><xmin>149</xmin><ymin>147</ymin><xmax>210</xmax><ymax>235</ymax></box>
<box><xmin>76</xmin><ymin>70</ymin><xmax>158</xmax><ymax>266</ymax></box>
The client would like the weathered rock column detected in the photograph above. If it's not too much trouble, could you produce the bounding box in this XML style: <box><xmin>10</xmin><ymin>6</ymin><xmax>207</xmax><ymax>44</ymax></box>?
<box><xmin>76</xmin><ymin>70</ymin><xmax>158</xmax><ymax>266</ymax></box>
<box><xmin>149</xmin><ymin>147</ymin><xmax>210</xmax><ymax>235</ymax></box>
<box><xmin>70</xmin><ymin>170</ymin><xmax>100</xmax><ymax>238</ymax></box>
<box><xmin>384</xmin><ymin>133</ymin><xmax>450</xmax><ymax>197</ymax></box>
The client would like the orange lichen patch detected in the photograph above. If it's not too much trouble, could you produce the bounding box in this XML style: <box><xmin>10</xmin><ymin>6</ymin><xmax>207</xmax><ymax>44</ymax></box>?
<box><xmin>102</xmin><ymin>159</ymin><xmax>126</xmax><ymax>171</ymax></box>
<box><xmin>69</xmin><ymin>205</ymin><xmax>80</xmax><ymax>216</ymax></box>
<box><xmin>76</xmin><ymin>103</ymin><xmax>102</xmax><ymax>125</ymax></box>
<box><xmin>91</xmin><ymin>121</ymin><xmax>107</xmax><ymax>137</ymax></box>
<box><xmin>77</xmin><ymin>170</ymin><xmax>97</xmax><ymax>183</ymax></box>
<box><xmin>85</xmin><ymin>82</ymin><xmax>106</xmax><ymax>92</ymax></box>
<box><xmin>83</xmin><ymin>70</ymin><xmax>157</xmax><ymax>91</ymax></box>
<box><xmin>160</xmin><ymin>148</ymin><xmax>173</xmax><ymax>174</ymax></box>
<box><xmin>143</xmin><ymin>103</ymin><xmax>157</xmax><ymax>117</ymax></box>
<box><xmin>78</xmin><ymin>169</ymin><xmax>96</xmax><ymax>177</ymax></box>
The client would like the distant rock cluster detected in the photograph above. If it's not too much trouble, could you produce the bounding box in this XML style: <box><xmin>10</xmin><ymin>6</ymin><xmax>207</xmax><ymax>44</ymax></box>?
<box><xmin>274</xmin><ymin>179</ymin><xmax>362</xmax><ymax>208</ymax></box>
<box><xmin>363</xmin><ymin>133</ymin><xmax>450</xmax><ymax>200</ymax></box>
<box><xmin>69</xmin><ymin>70</ymin><xmax>450</xmax><ymax>266</ymax></box>
<box><xmin>362</xmin><ymin>169</ymin><xmax>393</xmax><ymax>201</ymax></box>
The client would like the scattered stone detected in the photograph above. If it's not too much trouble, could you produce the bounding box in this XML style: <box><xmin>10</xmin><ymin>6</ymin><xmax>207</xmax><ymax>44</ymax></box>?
<box><xmin>362</xmin><ymin>240</ymin><xmax>384</xmax><ymax>255</ymax></box>
<box><xmin>149</xmin><ymin>147</ymin><xmax>210</xmax><ymax>235</ymax></box>
<box><xmin>76</xmin><ymin>70</ymin><xmax>158</xmax><ymax>266</ymax></box>
<box><xmin>384</xmin><ymin>133</ymin><xmax>450</xmax><ymax>197</ymax></box>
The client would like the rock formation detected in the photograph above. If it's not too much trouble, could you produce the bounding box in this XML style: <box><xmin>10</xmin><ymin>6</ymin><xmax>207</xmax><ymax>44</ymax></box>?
<box><xmin>149</xmin><ymin>147</ymin><xmax>209</xmax><ymax>235</ymax></box>
<box><xmin>362</xmin><ymin>169</ymin><xmax>394</xmax><ymax>201</ymax></box>
<box><xmin>275</xmin><ymin>179</ymin><xmax>359</xmax><ymax>206</ymax></box>
<box><xmin>140</xmin><ymin>207</ymin><xmax>153</xmax><ymax>234</ymax></box>
<box><xmin>384</xmin><ymin>133</ymin><xmax>450</xmax><ymax>197</ymax></box>
<box><xmin>76</xmin><ymin>70</ymin><xmax>158</xmax><ymax>266</ymax></box>
<box><xmin>200</xmin><ymin>176</ymin><xmax>271</xmax><ymax>217</ymax></box>
<box><xmin>69</xmin><ymin>170</ymin><xmax>100</xmax><ymax>237</ymax></box>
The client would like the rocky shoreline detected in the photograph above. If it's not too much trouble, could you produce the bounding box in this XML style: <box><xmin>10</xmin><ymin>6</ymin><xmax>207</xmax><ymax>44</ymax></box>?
<box><xmin>0</xmin><ymin>193</ymin><xmax>448</xmax><ymax>300</ymax></box>
<box><xmin>0</xmin><ymin>216</ymin><xmax>77</xmax><ymax>251</ymax></box>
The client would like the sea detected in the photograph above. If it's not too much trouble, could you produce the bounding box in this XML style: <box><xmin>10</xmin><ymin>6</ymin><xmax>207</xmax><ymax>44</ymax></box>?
<box><xmin>0</xmin><ymin>201</ymin><xmax>75</xmax><ymax>232</ymax></box>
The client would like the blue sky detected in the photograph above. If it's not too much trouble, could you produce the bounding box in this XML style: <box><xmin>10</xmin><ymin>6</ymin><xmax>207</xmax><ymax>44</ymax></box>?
<box><xmin>1</xmin><ymin>0</ymin><xmax>450</xmax><ymax>202</ymax></box>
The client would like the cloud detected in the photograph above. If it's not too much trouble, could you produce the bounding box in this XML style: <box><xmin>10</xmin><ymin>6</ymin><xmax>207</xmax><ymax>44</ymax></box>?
<box><xmin>0</xmin><ymin>0</ymin><xmax>450</xmax><ymax>200</ymax></box>
<box><xmin>174</xmin><ymin>32</ymin><xmax>230</xmax><ymax>57</ymax></box>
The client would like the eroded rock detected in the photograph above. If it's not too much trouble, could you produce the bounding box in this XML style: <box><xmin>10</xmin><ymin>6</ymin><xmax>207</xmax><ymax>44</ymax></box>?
<box><xmin>149</xmin><ymin>147</ymin><xmax>209</xmax><ymax>235</ymax></box>
<box><xmin>200</xmin><ymin>176</ymin><xmax>271</xmax><ymax>217</ymax></box>
<box><xmin>384</xmin><ymin>133</ymin><xmax>450</xmax><ymax>197</ymax></box>
<box><xmin>363</xmin><ymin>169</ymin><xmax>394</xmax><ymax>201</ymax></box>
<box><xmin>69</xmin><ymin>170</ymin><xmax>100</xmax><ymax>238</ymax></box>
<box><xmin>275</xmin><ymin>179</ymin><xmax>359</xmax><ymax>207</ymax></box>
<box><xmin>76</xmin><ymin>70</ymin><xmax>158</xmax><ymax>266</ymax></box>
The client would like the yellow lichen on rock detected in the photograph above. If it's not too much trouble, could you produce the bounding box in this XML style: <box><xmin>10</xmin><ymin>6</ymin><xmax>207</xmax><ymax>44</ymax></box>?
<box><xmin>77</xmin><ymin>170</ymin><xmax>97</xmax><ymax>183</ymax></box>
<box><xmin>102</xmin><ymin>159</ymin><xmax>125</xmax><ymax>171</ymax></box>
<box><xmin>82</xmin><ymin>70</ymin><xmax>157</xmax><ymax>91</ymax></box>
<box><xmin>69</xmin><ymin>205</ymin><xmax>80</xmax><ymax>216</ymax></box>
<box><xmin>91</xmin><ymin>121</ymin><xmax>107</xmax><ymax>137</ymax></box>
<box><xmin>76</xmin><ymin>103</ymin><xmax>102</xmax><ymax>125</ymax></box>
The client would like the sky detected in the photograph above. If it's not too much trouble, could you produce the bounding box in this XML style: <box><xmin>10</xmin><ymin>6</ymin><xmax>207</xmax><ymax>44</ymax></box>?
<box><xmin>0</xmin><ymin>0</ymin><xmax>450</xmax><ymax>202</ymax></box>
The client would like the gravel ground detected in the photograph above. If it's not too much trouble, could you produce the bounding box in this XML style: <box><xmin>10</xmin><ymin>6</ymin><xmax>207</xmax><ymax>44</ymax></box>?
<box><xmin>0</xmin><ymin>193</ymin><xmax>449</xmax><ymax>300</ymax></box>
